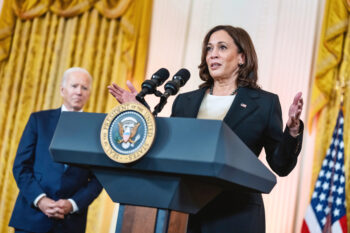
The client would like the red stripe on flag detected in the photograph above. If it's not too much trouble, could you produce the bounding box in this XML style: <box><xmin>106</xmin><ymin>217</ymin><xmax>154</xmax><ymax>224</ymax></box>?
<box><xmin>301</xmin><ymin>220</ymin><xmax>311</xmax><ymax>233</ymax></box>
<box><xmin>339</xmin><ymin>215</ymin><xmax>348</xmax><ymax>232</ymax></box>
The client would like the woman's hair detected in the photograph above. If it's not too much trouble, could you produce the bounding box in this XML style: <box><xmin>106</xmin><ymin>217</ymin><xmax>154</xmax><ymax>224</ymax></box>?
<box><xmin>199</xmin><ymin>25</ymin><xmax>260</xmax><ymax>89</ymax></box>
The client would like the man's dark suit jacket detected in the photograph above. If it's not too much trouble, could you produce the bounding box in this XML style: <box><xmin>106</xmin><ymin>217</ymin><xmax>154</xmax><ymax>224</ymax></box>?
<box><xmin>171</xmin><ymin>87</ymin><xmax>303</xmax><ymax>233</ymax></box>
<box><xmin>9</xmin><ymin>108</ymin><xmax>103</xmax><ymax>233</ymax></box>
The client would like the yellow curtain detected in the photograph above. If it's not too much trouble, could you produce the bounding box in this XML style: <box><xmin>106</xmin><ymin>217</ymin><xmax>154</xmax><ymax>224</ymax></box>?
<box><xmin>0</xmin><ymin>0</ymin><xmax>153</xmax><ymax>232</ymax></box>
<box><xmin>309</xmin><ymin>0</ymin><xmax>350</xmax><ymax>228</ymax></box>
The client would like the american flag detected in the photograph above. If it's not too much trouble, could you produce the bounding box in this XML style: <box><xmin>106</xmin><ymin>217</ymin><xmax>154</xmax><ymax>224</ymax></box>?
<box><xmin>302</xmin><ymin>110</ymin><xmax>347</xmax><ymax>233</ymax></box>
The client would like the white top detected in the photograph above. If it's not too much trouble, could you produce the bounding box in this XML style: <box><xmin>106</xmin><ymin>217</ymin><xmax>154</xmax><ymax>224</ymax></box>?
<box><xmin>197</xmin><ymin>93</ymin><xmax>236</xmax><ymax>120</ymax></box>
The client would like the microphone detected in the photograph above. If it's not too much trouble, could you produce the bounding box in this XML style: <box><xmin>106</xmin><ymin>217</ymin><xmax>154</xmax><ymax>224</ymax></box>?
<box><xmin>163</xmin><ymin>68</ymin><xmax>191</xmax><ymax>98</ymax></box>
<box><xmin>153</xmin><ymin>68</ymin><xmax>191</xmax><ymax>116</ymax></box>
<box><xmin>136</xmin><ymin>68</ymin><xmax>170</xmax><ymax>101</ymax></box>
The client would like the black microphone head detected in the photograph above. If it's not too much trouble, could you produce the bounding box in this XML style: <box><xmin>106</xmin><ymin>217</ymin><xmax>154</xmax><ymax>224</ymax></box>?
<box><xmin>163</xmin><ymin>69</ymin><xmax>191</xmax><ymax>96</ymax></box>
<box><xmin>173</xmin><ymin>68</ymin><xmax>190</xmax><ymax>86</ymax></box>
<box><xmin>151</xmin><ymin>68</ymin><xmax>170</xmax><ymax>86</ymax></box>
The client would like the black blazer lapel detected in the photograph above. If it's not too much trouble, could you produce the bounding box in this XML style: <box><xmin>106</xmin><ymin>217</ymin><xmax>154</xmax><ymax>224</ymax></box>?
<box><xmin>182</xmin><ymin>88</ymin><xmax>207</xmax><ymax>118</ymax></box>
<box><xmin>224</xmin><ymin>87</ymin><xmax>259</xmax><ymax>130</ymax></box>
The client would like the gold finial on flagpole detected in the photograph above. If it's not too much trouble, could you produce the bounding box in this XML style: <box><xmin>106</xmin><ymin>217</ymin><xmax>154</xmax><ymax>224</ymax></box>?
<box><xmin>335</xmin><ymin>79</ymin><xmax>344</xmax><ymax>106</ymax></box>
<box><xmin>336</xmin><ymin>71</ymin><xmax>348</xmax><ymax>107</ymax></box>
<box><xmin>340</xmin><ymin>79</ymin><xmax>344</xmax><ymax>105</ymax></box>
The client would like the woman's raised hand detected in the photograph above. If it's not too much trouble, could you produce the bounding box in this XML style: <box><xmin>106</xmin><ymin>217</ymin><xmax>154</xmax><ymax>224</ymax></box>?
<box><xmin>108</xmin><ymin>80</ymin><xmax>138</xmax><ymax>104</ymax></box>
<box><xmin>286</xmin><ymin>92</ymin><xmax>303</xmax><ymax>137</ymax></box>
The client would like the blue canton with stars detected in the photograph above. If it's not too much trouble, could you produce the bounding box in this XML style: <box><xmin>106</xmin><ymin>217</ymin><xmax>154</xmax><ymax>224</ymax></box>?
<box><xmin>311</xmin><ymin>110</ymin><xmax>347</xmax><ymax>228</ymax></box>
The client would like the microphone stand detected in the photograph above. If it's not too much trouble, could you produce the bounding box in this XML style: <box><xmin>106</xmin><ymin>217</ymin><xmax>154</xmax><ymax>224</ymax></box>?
<box><xmin>152</xmin><ymin>91</ymin><xmax>168</xmax><ymax>116</ymax></box>
<box><xmin>136</xmin><ymin>90</ymin><xmax>163</xmax><ymax>111</ymax></box>
<box><xmin>152</xmin><ymin>94</ymin><xmax>168</xmax><ymax>117</ymax></box>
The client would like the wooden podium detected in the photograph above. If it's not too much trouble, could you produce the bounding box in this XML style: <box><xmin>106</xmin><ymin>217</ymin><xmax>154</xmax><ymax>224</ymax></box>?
<box><xmin>49</xmin><ymin>112</ymin><xmax>276</xmax><ymax>233</ymax></box>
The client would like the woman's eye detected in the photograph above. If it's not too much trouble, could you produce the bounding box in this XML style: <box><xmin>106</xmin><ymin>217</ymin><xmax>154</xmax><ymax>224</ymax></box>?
<box><xmin>220</xmin><ymin>45</ymin><xmax>227</xmax><ymax>50</ymax></box>
<box><xmin>206</xmin><ymin>46</ymin><xmax>213</xmax><ymax>52</ymax></box>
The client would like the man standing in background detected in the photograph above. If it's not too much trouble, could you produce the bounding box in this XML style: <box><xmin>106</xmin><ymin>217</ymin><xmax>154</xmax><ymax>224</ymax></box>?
<box><xmin>9</xmin><ymin>67</ymin><xmax>102</xmax><ymax>233</ymax></box>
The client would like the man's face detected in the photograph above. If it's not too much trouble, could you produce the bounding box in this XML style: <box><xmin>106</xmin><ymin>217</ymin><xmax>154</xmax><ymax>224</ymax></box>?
<box><xmin>60</xmin><ymin>71</ymin><xmax>91</xmax><ymax>111</ymax></box>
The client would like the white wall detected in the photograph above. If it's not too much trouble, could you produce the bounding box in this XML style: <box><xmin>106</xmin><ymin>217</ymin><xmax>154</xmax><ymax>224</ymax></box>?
<box><xmin>145</xmin><ymin>0</ymin><xmax>325</xmax><ymax>232</ymax></box>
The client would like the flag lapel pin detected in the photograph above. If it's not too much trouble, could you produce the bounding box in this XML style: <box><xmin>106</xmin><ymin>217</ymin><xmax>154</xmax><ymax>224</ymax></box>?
<box><xmin>240</xmin><ymin>103</ymin><xmax>247</xmax><ymax>108</ymax></box>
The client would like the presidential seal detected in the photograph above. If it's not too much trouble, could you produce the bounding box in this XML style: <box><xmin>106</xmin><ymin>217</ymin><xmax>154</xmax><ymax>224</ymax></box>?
<box><xmin>100</xmin><ymin>102</ymin><xmax>156</xmax><ymax>163</ymax></box>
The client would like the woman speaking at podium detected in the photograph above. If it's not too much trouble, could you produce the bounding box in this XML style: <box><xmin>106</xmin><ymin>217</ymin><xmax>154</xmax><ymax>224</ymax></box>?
<box><xmin>108</xmin><ymin>25</ymin><xmax>304</xmax><ymax>233</ymax></box>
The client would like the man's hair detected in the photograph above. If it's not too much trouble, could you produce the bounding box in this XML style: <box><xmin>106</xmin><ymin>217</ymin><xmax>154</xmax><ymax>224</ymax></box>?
<box><xmin>61</xmin><ymin>67</ymin><xmax>93</xmax><ymax>87</ymax></box>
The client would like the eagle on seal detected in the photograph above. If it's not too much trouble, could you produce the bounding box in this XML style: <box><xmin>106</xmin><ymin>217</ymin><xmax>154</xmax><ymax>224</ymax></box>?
<box><xmin>117</xmin><ymin>122</ymin><xmax>140</xmax><ymax>144</ymax></box>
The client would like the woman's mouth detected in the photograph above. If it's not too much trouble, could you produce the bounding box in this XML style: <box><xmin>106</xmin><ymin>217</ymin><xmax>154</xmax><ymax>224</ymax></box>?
<box><xmin>210</xmin><ymin>63</ymin><xmax>221</xmax><ymax>70</ymax></box>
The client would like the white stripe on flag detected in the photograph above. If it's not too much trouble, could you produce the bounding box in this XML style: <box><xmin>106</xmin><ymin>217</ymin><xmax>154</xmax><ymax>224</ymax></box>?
<box><xmin>332</xmin><ymin>220</ymin><xmax>343</xmax><ymax>233</ymax></box>
<box><xmin>305</xmin><ymin>205</ymin><xmax>322</xmax><ymax>233</ymax></box>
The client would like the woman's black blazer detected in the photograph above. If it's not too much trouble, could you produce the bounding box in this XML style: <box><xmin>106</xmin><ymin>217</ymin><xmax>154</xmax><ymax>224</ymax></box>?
<box><xmin>171</xmin><ymin>87</ymin><xmax>303</xmax><ymax>233</ymax></box>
